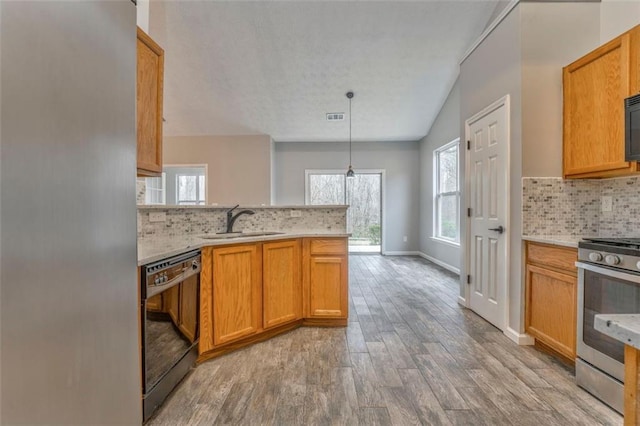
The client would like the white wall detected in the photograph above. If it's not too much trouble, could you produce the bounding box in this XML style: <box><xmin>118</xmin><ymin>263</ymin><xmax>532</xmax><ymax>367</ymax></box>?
<box><xmin>459</xmin><ymin>3</ymin><xmax>601</xmax><ymax>338</ymax></box>
<box><xmin>164</xmin><ymin>135</ymin><xmax>272</xmax><ymax>205</ymax></box>
<box><xmin>600</xmin><ymin>0</ymin><xmax>640</xmax><ymax>42</ymax></box>
<box><xmin>418</xmin><ymin>80</ymin><xmax>461</xmax><ymax>272</ymax></box>
<box><xmin>274</xmin><ymin>141</ymin><xmax>420</xmax><ymax>253</ymax></box>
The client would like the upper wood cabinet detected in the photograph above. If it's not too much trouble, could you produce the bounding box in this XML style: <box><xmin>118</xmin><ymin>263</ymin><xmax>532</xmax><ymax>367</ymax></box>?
<box><xmin>563</xmin><ymin>25</ymin><xmax>640</xmax><ymax>178</ymax></box>
<box><xmin>137</xmin><ymin>28</ymin><xmax>164</xmax><ymax>177</ymax></box>
<box><xmin>525</xmin><ymin>242</ymin><xmax>578</xmax><ymax>361</ymax></box>
<box><xmin>303</xmin><ymin>238</ymin><xmax>349</xmax><ymax>320</ymax></box>
<box><xmin>263</xmin><ymin>240</ymin><xmax>302</xmax><ymax>329</ymax></box>
<box><xmin>211</xmin><ymin>244</ymin><xmax>262</xmax><ymax>346</ymax></box>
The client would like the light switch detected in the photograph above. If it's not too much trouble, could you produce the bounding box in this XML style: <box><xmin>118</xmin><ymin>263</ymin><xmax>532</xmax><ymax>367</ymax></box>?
<box><xmin>601</xmin><ymin>196</ymin><xmax>613</xmax><ymax>212</ymax></box>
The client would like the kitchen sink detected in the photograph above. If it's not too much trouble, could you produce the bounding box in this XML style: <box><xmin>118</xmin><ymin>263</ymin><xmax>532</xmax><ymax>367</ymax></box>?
<box><xmin>199</xmin><ymin>231</ymin><xmax>285</xmax><ymax>240</ymax></box>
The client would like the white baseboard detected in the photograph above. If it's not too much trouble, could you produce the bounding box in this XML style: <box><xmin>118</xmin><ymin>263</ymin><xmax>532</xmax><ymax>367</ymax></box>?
<box><xmin>383</xmin><ymin>251</ymin><xmax>421</xmax><ymax>256</ymax></box>
<box><xmin>504</xmin><ymin>327</ymin><xmax>535</xmax><ymax>345</ymax></box>
<box><xmin>417</xmin><ymin>252</ymin><xmax>461</xmax><ymax>275</ymax></box>
<box><xmin>457</xmin><ymin>296</ymin><xmax>467</xmax><ymax>307</ymax></box>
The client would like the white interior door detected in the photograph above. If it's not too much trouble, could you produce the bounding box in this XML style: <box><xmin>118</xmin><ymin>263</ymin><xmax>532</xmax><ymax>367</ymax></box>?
<box><xmin>466</xmin><ymin>96</ymin><xmax>509</xmax><ymax>330</ymax></box>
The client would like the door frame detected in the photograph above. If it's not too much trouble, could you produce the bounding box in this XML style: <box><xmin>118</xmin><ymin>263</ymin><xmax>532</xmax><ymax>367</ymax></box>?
<box><xmin>462</xmin><ymin>94</ymin><xmax>511</xmax><ymax>331</ymax></box>
<box><xmin>304</xmin><ymin>169</ymin><xmax>386</xmax><ymax>254</ymax></box>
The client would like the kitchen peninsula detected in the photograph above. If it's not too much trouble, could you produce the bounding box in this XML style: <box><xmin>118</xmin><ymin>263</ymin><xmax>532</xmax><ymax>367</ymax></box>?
<box><xmin>138</xmin><ymin>204</ymin><xmax>350</xmax><ymax>360</ymax></box>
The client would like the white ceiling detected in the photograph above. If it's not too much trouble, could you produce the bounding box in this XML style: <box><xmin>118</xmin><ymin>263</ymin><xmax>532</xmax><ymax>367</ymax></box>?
<box><xmin>150</xmin><ymin>1</ymin><xmax>500</xmax><ymax>142</ymax></box>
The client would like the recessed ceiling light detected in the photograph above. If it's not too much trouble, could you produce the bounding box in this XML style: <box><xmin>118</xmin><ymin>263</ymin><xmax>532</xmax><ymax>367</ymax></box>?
<box><xmin>326</xmin><ymin>113</ymin><xmax>345</xmax><ymax>121</ymax></box>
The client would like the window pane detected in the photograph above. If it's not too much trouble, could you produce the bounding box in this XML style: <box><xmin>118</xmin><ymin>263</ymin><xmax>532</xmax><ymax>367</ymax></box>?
<box><xmin>439</xmin><ymin>145</ymin><xmax>458</xmax><ymax>193</ymax></box>
<box><xmin>178</xmin><ymin>175</ymin><xmax>197</xmax><ymax>202</ymax></box>
<box><xmin>309</xmin><ymin>174</ymin><xmax>345</xmax><ymax>205</ymax></box>
<box><xmin>346</xmin><ymin>174</ymin><xmax>381</xmax><ymax>245</ymax></box>
<box><xmin>198</xmin><ymin>175</ymin><xmax>206</xmax><ymax>203</ymax></box>
<box><xmin>438</xmin><ymin>194</ymin><xmax>458</xmax><ymax>240</ymax></box>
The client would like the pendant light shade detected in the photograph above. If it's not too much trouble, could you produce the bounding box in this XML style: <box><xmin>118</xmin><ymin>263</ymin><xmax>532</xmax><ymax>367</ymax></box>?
<box><xmin>346</xmin><ymin>91</ymin><xmax>355</xmax><ymax>178</ymax></box>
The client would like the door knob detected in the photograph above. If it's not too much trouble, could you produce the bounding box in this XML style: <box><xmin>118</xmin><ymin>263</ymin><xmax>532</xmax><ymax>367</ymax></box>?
<box><xmin>489</xmin><ymin>226</ymin><xmax>504</xmax><ymax>234</ymax></box>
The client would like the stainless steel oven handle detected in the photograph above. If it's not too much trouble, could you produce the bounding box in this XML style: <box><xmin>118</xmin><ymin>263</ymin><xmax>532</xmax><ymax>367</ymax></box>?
<box><xmin>576</xmin><ymin>261</ymin><xmax>640</xmax><ymax>284</ymax></box>
<box><xmin>146</xmin><ymin>264</ymin><xmax>202</xmax><ymax>299</ymax></box>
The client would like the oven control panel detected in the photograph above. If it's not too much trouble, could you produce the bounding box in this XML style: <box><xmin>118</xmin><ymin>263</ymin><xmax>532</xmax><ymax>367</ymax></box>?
<box><xmin>579</xmin><ymin>248</ymin><xmax>640</xmax><ymax>273</ymax></box>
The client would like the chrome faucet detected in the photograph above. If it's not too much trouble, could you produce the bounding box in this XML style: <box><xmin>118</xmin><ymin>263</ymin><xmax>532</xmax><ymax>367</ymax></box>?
<box><xmin>225</xmin><ymin>204</ymin><xmax>255</xmax><ymax>233</ymax></box>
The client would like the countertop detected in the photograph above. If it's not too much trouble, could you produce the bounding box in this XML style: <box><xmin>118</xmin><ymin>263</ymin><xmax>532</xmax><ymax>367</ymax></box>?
<box><xmin>521</xmin><ymin>235</ymin><xmax>581</xmax><ymax>248</ymax></box>
<box><xmin>138</xmin><ymin>231</ymin><xmax>350</xmax><ymax>266</ymax></box>
<box><xmin>594</xmin><ymin>314</ymin><xmax>640</xmax><ymax>350</ymax></box>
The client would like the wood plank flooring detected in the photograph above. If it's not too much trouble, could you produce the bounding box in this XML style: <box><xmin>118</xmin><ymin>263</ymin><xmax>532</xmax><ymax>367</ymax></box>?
<box><xmin>148</xmin><ymin>255</ymin><xmax>622</xmax><ymax>425</ymax></box>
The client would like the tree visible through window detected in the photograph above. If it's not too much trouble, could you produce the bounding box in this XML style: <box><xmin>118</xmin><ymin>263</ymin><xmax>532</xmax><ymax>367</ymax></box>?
<box><xmin>434</xmin><ymin>140</ymin><xmax>460</xmax><ymax>243</ymax></box>
<box><xmin>177</xmin><ymin>174</ymin><xmax>206</xmax><ymax>205</ymax></box>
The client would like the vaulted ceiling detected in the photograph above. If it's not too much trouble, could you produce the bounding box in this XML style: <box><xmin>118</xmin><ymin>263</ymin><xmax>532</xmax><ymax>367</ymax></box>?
<box><xmin>150</xmin><ymin>1</ymin><xmax>501</xmax><ymax>142</ymax></box>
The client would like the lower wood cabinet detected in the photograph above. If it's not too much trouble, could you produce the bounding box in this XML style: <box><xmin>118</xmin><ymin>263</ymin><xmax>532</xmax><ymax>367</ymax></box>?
<box><xmin>198</xmin><ymin>237</ymin><xmax>348</xmax><ymax>358</ymax></box>
<box><xmin>263</xmin><ymin>240</ymin><xmax>302</xmax><ymax>329</ymax></box>
<box><xmin>303</xmin><ymin>238</ymin><xmax>349</xmax><ymax>320</ymax></box>
<box><xmin>212</xmin><ymin>244</ymin><xmax>262</xmax><ymax>346</ymax></box>
<box><xmin>525</xmin><ymin>242</ymin><xmax>578</xmax><ymax>361</ymax></box>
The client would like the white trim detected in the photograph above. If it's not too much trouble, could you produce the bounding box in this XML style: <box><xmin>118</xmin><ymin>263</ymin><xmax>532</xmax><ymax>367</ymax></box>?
<box><xmin>464</xmin><ymin>94</ymin><xmax>511</xmax><ymax>332</ymax></box>
<box><xmin>457</xmin><ymin>296</ymin><xmax>468</xmax><ymax>308</ymax></box>
<box><xmin>383</xmin><ymin>251</ymin><xmax>420</xmax><ymax>256</ymax></box>
<box><xmin>504</xmin><ymin>327</ymin><xmax>535</xmax><ymax>346</ymax></box>
<box><xmin>417</xmin><ymin>252</ymin><xmax>461</xmax><ymax>275</ymax></box>
<box><xmin>460</xmin><ymin>0</ymin><xmax>519</xmax><ymax>64</ymax></box>
<box><xmin>433</xmin><ymin>138</ymin><xmax>461</xmax><ymax>244</ymax></box>
<box><xmin>429</xmin><ymin>236</ymin><xmax>460</xmax><ymax>249</ymax></box>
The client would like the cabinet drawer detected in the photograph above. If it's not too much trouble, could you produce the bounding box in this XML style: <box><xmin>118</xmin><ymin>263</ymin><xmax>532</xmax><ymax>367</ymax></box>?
<box><xmin>527</xmin><ymin>242</ymin><xmax>577</xmax><ymax>273</ymax></box>
<box><xmin>309</xmin><ymin>239</ymin><xmax>347</xmax><ymax>255</ymax></box>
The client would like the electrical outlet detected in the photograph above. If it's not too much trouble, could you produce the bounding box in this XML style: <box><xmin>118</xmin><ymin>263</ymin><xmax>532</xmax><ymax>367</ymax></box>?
<box><xmin>290</xmin><ymin>210</ymin><xmax>302</xmax><ymax>218</ymax></box>
<box><xmin>149</xmin><ymin>212</ymin><xmax>166</xmax><ymax>222</ymax></box>
<box><xmin>403</xmin><ymin>236</ymin><xmax>408</xmax><ymax>243</ymax></box>
<box><xmin>601</xmin><ymin>196</ymin><xmax>613</xmax><ymax>212</ymax></box>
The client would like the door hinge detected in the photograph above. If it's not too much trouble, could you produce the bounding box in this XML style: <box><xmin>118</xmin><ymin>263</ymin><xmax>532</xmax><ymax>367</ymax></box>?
<box><xmin>467</xmin><ymin>207</ymin><xmax>472</xmax><ymax>217</ymax></box>
<box><xmin>467</xmin><ymin>275</ymin><xmax>471</xmax><ymax>285</ymax></box>
<box><xmin>467</xmin><ymin>140</ymin><xmax>471</xmax><ymax>150</ymax></box>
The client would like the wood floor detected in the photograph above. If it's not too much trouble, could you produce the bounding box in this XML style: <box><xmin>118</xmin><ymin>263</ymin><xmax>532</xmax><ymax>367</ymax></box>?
<box><xmin>148</xmin><ymin>255</ymin><xmax>622</xmax><ymax>425</ymax></box>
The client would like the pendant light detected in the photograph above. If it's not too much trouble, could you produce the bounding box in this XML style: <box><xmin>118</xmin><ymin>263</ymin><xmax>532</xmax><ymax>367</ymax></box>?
<box><xmin>346</xmin><ymin>91</ymin><xmax>355</xmax><ymax>178</ymax></box>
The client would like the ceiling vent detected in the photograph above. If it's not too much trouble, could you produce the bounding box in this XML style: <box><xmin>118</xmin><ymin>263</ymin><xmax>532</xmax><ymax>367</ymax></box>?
<box><xmin>326</xmin><ymin>113</ymin><xmax>345</xmax><ymax>121</ymax></box>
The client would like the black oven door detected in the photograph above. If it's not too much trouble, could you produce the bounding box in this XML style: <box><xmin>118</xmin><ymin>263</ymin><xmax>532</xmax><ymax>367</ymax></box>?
<box><xmin>142</xmin><ymin>272</ymin><xmax>199</xmax><ymax>420</ymax></box>
<box><xmin>577</xmin><ymin>261</ymin><xmax>640</xmax><ymax>382</ymax></box>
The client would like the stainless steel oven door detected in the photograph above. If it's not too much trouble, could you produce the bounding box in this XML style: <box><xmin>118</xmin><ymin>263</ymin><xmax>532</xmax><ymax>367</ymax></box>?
<box><xmin>576</xmin><ymin>261</ymin><xmax>640</xmax><ymax>382</ymax></box>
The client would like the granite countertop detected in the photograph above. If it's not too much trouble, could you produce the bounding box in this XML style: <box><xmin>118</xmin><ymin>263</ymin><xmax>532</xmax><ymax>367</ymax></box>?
<box><xmin>137</xmin><ymin>204</ymin><xmax>349</xmax><ymax>210</ymax></box>
<box><xmin>521</xmin><ymin>235</ymin><xmax>581</xmax><ymax>248</ymax></box>
<box><xmin>138</xmin><ymin>231</ymin><xmax>350</xmax><ymax>266</ymax></box>
<box><xmin>594</xmin><ymin>314</ymin><xmax>640</xmax><ymax>350</ymax></box>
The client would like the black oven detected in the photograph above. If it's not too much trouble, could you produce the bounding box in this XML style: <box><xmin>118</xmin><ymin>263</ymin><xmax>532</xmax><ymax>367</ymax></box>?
<box><xmin>141</xmin><ymin>250</ymin><xmax>201</xmax><ymax>421</ymax></box>
<box><xmin>625</xmin><ymin>93</ymin><xmax>640</xmax><ymax>161</ymax></box>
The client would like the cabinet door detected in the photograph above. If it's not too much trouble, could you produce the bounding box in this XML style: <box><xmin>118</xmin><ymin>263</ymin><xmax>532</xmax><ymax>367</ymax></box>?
<box><xmin>308</xmin><ymin>255</ymin><xmax>348</xmax><ymax>318</ymax></box>
<box><xmin>136</xmin><ymin>28</ymin><xmax>164</xmax><ymax>176</ymax></box>
<box><xmin>263</xmin><ymin>240</ymin><xmax>302</xmax><ymax>329</ymax></box>
<box><xmin>563</xmin><ymin>32</ymin><xmax>632</xmax><ymax>178</ymax></box>
<box><xmin>212</xmin><ymin>244</ymin><xmax>262</xmax><ymax>346</ymax></box>
<box><xmin>525</xmin><ymin>264</ymin><xmax>576</xmax><ymax>359</ymax></box>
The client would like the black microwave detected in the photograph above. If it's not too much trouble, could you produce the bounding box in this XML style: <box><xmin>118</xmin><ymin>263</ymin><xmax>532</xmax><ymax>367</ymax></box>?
<box><xmin>625</xmin><ymin>93</ymin><xmax>640</xmax><ymax>161</ymax></box>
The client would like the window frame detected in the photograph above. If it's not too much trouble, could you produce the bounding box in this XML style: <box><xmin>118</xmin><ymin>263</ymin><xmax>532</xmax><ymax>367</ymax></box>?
<box><xmin>433</xmin><ymin>139</ymin><xmax>460</xmax><ymax>245</ymax></box>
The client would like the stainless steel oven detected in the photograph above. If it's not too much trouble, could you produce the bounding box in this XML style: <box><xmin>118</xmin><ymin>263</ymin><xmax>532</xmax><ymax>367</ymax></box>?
<box><xmin>576</xmin><ymin>238</ymin><xmax>640</xmax><ymax>414</ymax></box>
<box><xmin>141</xmin><ymin>250</ymin><xmax>201</xmax><ymax>421</ymax></box>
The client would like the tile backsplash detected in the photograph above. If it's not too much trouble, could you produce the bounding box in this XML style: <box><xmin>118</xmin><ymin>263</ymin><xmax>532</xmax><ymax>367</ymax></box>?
<box><xmin>523</xmin><ymin>176</ymin><xmax>640</xmax><ymax>237</ymax></box>
<box><xmin>137</xmin><ymin>206</ymin><xmax>347</xmax><ymax>239</ymax></box>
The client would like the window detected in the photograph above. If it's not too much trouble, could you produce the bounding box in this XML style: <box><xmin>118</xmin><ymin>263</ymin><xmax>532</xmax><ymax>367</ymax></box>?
<box><xmin>144</xmin><ymin>173</ymin><xmax>166</xmax><ymax>205</ymax></box>
<box><xmin>434</xmin><ymin>139</ymin><xmax>460</xmax><ymax>244</ymax></box>
<box><xmin>176</xmin><ymin>173</ymin><xmax>206</xmax><ymax>205</ymax></box>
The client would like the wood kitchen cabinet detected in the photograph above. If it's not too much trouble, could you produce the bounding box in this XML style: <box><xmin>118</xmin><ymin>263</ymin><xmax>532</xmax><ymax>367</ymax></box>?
<box><xmin>563</xmin><ymin>24</ymin><xmax>640</xmax><ymax>179</ymax></box>
<box><xmin>137</xmin><ymin>27</ymin><xmax>164</xmax><ymax>177</ymax></box>
<box><xmin>211</xmin><ymin>244</ymin><xmax>262</xmax><ymax>346</ymax></box>
<box><xmin>525</xmin><ymin>241</ymin><xmax>578</xmax><ymax>361</ymax></box>
<box><xmin>303</xmin><ymin>238</ymin><xmax>349</xmax><ymax>323</ymax></box>
<box><xmin>263</xmin><ymin>240</ymin><xmax>302</xmax><ymax>329</ymax></box>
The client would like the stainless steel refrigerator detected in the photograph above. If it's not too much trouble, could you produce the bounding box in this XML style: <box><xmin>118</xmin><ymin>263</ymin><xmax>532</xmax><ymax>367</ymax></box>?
<box><xmin>1</xmin><ymin>1</ymin><xmax>141</xmax><ymax>423</ymax></box>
